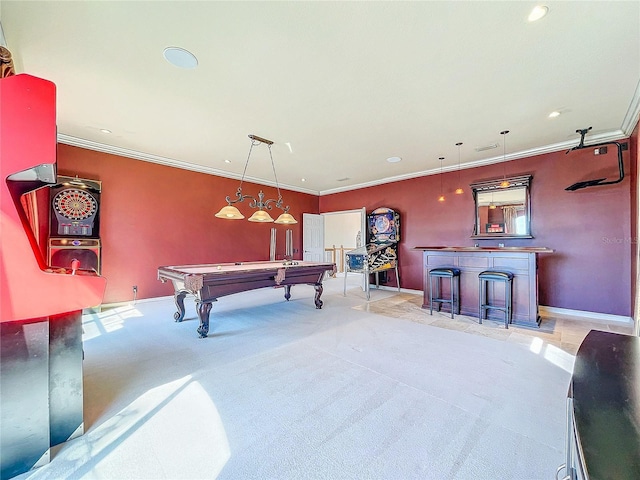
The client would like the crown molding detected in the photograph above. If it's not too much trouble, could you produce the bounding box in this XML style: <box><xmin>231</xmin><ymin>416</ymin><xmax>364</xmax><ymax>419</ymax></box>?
<box><xmin>56</xmin><ymin>134</ymin><xmax>320</xmax><ymax>196</ymax></box>
<box><xmin>621</xmin><ymin>78</ymin><xmax>640</xmax><ymax>136</ymax></box>
<box><xmin>318</xmin><ymin>129</ymin><xmax>629</xmax><ymax>196</ymax></box>
<box><xmin>57</xmin><ymin>128</ymin><xmax>629</xmax><ymax>198</ymax></box>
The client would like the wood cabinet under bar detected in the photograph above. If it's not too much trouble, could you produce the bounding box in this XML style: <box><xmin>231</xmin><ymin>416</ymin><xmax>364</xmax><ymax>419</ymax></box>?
<box><xmin>414</xmin><ymin>247</ymin><xmax>554</xmax><ymax>327</ymax></box>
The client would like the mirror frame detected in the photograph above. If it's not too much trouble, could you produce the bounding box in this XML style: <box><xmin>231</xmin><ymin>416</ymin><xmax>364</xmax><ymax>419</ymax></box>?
<box><xmin>471</xmin><ymin>175</ymin><xmax>533</xmax><ymax>239</ymax></box>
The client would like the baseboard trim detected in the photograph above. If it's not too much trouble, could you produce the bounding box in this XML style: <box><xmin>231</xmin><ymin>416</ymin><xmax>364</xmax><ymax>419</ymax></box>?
<box><xmin>539</xmin><ymin>305</ymin><xmax>633</xmax><ymax>324</ymax></box>
<box><xmin>371</xmin><ymin>285</ymin><xmax>423</xmax><ymax>296</ymax></box>
<box><xmin>92</xmin><ymin>295</ymin><xmax>175</xmax><ymax>312</ymax></box>
<box><xmin>95</xmin><ymin>285</ymin><xmax>425</xmax><ymax>312</ymax></box>
<box><xmin>96</xmin><ymin>295</ymin><xmax>633</xmax><ymax>326</ymax></box>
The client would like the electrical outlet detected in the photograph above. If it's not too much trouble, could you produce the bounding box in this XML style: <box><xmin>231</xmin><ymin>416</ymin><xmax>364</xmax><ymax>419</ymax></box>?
<box><xmin>594</xmin><ymin>146</ymin><xmax>608</xmax><ymax>155</ymax></box>
<box><xmin>133</xmin><ymin>285</ymin><xmax>138</xmax><ymax>294</ymax></box>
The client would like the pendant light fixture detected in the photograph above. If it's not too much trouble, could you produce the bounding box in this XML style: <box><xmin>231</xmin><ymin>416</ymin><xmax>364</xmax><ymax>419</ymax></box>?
<box><xmin>215</xmin><ymin>135</ymin><xmax>297</xmax><ymax>224</ymax></box>
<box><xmin>500</xmin><ymin>130</ymin><xmax>510</xmax><ymax>188</ymax></box>
<box><xmin>455</xmin><ymin>142</ymin><xmax>464</xmax><ymax>194</ymax></box>
<box><xmin>438</xmin><ymin>157</ymin><xmax>445</xmax><ymax>202</ymax></box>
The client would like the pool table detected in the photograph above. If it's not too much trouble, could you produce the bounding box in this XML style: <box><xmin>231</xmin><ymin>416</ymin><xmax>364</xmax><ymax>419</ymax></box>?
<box><xmin>158</xmin><ymin>260</ymin><xmax>337</xmax><ymax>337</ymax></box>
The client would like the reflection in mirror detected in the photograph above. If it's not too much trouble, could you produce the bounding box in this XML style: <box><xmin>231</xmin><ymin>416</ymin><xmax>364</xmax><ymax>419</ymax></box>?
<box><xmin>477</xmin><ymin>188</ymin><xmax>527</xmax><ymax>234</ymax></box>
<box><xmin>471</xmin><ymin>175</ymin><xmax>532</xmax><ymax>238</ymax></box>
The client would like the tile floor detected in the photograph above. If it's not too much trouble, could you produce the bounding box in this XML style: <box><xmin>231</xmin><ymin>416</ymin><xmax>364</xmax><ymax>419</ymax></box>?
<box><xmin>354</xmin><ymin>292</ymin><xmax>635</xmax><ymax>355</ymax></box>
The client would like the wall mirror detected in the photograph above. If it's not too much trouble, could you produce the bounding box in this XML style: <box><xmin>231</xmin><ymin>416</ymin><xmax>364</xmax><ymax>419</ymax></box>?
<box><xmin>471</xmin><ymin>175</ymin><xmax>532</xmax><ymax>238</ymax></box>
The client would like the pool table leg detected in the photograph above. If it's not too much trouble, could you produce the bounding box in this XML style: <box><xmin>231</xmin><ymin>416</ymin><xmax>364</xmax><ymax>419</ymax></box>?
<box><xmin>284</xmin><ymin>285</ymin><xmax>292</xmax><ymax>301</ymax></box>
<box><xmin>173</xmin><ymin>291</ymin><xmax>187</xmax><ymax>322</ymax></box>
<box><xmin>196</xmin><ymin>301</ymin><xmax>213</xmax><ymax>338</ymax></box>
<box><xmin>314</xmin><ymin>284</ymin><xmax>324</xmax><ymax>309</ymax></box>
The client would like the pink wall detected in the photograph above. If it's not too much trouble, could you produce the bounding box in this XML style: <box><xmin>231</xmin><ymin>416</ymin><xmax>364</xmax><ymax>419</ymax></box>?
<box><xmin>57</xmin><ymin>144</ymin><xmax>319</xmax><ymax>304</ymax></box>
<box><xmin>58</xmin><ymin>134</ymin><xmax>637</xmax><ymax>316</ymax></box>
<box><xmin>321</xmin><ymin>142</ymin><xmax>635</xmax><ymax>317</ymax></box>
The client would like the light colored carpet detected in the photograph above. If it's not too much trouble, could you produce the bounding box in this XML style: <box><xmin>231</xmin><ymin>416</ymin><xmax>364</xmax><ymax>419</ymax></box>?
<box><xmin>15</xmin><ymin>277</ymin><xmax>573</xmax><ymax>479</ymax></box>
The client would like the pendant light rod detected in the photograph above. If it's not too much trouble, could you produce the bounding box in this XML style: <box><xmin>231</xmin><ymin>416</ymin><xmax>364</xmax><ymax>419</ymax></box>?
<box><xmin>500</xmin><ymin>130</ymin><xmax>510</xmax><ymax>188</ymax></box>
<box><xmin>455</xmin><ymin>142</ymin><xmax>463</xmax><ymax>194</ymax></box>
<box><xmin>438</xmin><ymin>156</ymin><xmax>445</xmax><ymax>202</ymax></box>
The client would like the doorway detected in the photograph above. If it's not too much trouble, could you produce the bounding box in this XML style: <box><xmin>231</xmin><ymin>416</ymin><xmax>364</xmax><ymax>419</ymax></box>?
<box><xmin>322</xmin><ymin>209</ymin><xmax>364</xmax><ymax>274</ymax></box>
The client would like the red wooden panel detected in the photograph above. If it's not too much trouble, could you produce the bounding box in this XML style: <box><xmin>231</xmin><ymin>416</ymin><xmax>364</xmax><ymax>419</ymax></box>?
<box><xmin>0</xmin><ymin>74</ymin><xmax>106</xmax><ymax>322</ymax></box>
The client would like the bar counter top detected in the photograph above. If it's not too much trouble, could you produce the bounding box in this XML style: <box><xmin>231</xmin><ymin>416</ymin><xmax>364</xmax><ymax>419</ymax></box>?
<box><xmin>414</xmin><ymin>246</ymin><xmax>554</xmax><ymax>253</ymax></box>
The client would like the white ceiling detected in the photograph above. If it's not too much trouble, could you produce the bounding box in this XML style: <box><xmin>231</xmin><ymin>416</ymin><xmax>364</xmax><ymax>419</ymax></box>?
<box><xmin>2</xmin><ymin>1</ymin><xmax>639</xmax><ymax>195</ymax></box>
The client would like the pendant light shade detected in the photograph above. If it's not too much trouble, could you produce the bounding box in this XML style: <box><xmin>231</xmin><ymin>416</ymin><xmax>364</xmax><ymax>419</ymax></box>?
<box><xmin>275</xmin><ymin>212</ymin><xmax>297</xmax><ymax>224</ymax></box>
<box><xmin>248</xmin><ymin>209</ymin><xmax>274</xmax><ymax>223</ymax></box>
<box><xmin>214</xmin><ymin>205</ymin><xmax>245</xmax><ymax>219</ymax></box>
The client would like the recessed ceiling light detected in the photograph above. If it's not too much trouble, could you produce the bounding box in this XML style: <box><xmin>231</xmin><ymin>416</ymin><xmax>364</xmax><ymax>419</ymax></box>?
<box><xmin>301</xmin><ymin>178</ymin><xmax>306</xmax><ymax>182</ymax></box>
<box><xmin>528</xmin><ymin>5</ymin><xmax>549</xmax><ymax>22</ymax></box>
<box><xmin>224</xmin><ymin>159</ymin><xmax>231</xmax><ymax>164</ymax></box>
<box><xmin>386</xmin><ymin>156</ymin><xmax>402</xmax><ymax>163</ymax></box>
<box><xmin>548</xmin><ymin>111</ymin><xmax>561</xmax><ymax>118</ymax></box>
<box><xmin>99</xmin><ymin>129</ymin><xmax>111</xmax><ymax>134</ymax></box>
<box><xmin>163</xmin><ymin>47</ymin><xmax>198</xmax><ymax>69</ymax></box>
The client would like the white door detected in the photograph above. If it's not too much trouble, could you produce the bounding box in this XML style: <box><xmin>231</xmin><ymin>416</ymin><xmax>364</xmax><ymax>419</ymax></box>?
<box><xmin>303</xmin><ymin>213</ymin><xmax>324</xmax><ymax>261</ymax></box>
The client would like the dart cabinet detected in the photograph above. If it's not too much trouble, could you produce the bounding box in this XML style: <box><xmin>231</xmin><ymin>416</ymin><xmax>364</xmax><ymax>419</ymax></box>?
<box><xmin>48</xmin><ymin>176</ymin><xmax>102</xmax><ymax>274</ymax></box>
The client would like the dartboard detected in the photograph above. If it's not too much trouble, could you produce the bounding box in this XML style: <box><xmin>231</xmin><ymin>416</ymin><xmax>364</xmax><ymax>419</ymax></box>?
<box><xmin>53</xmin><ymin>189</ymin><xmax>97</xmax><ymax>220</ymax></box>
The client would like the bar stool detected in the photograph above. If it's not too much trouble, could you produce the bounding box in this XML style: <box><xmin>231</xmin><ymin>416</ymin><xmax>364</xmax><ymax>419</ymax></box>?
<box><xmin>478</xmin><ymin>270</ymin><xmax>514</xmax><ymax>328</ymax></box>
<box><xmin>428</xmin><ymin>267</ymin><xmax>461</xmax><ymax>318</ymax></box>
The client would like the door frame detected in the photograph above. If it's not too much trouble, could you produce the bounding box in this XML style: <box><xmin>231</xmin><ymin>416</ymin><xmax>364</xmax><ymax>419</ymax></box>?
<box><xmin>322</xmin><ymin>208</ymin><xmax>366</xmax><ymax>290</ymax></box>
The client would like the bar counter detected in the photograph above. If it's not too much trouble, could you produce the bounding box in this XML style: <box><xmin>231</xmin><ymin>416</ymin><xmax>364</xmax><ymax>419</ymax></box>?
<box><xmin>414</xmin><ymin>246</ymin><xmax>554</xmax><ymax>327</ymax></box>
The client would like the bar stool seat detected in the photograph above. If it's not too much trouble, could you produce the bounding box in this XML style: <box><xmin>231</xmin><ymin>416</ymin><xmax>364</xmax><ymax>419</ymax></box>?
<box><xmin>478</xmin><ymin>270</ymin><xmax>514</xmax><ymax>328</ymax></box>
<box><xmin>428</xmin><ymin>267</ymin><xmax>461</xmax><ymax>318</ymax></box>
